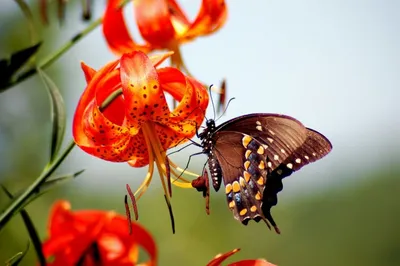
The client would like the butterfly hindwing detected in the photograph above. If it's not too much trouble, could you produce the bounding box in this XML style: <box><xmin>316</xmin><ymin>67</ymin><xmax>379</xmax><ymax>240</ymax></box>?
<box><xmin>211</xmin><ymin>132</ymin><xmax>269</xmax><ymax>224</ymax></box>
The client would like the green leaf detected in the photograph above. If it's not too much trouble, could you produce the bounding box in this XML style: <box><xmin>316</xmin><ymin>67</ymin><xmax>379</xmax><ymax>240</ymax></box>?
<box><xmin>1</xmin><ymin>170</ymin><xmax>84</xmax><ymax>217</ymax></box>
<box><xmin>23</xmin><ymin>169</ymin><xmax>85</xmax><ymax>209</ymax></box>
<box><xmin>5</xmin><ymin>242</ymin><xmax>30</xmax><ymax>266</ymax></box>
<box><xmin>37</xmin><ymin>169</ymin><xmax>85</xmax><ymax>193</ymax></box>
<box><xmin>14</xmin><ymin>0</ymin><xmax>40</xmax><ymax>45</ymax></box>
<box><xmin>1</xmin><ymin>186</ymin><xmax>46</xmax><ymax>266</ymax></box>
<box><xmin>0</xmin><ymin>43</ymin><xmax>41</xmax><ymax>90</ymax></box>
<box><xmin>37</xmin><ymin>67</ymin><xmax>66</xmax><ymax>163</ymax></box>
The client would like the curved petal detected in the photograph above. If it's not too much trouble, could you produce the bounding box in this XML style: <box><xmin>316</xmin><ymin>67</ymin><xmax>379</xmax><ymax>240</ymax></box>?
<box><xmin>128</xmin><ymin>154</ymin><xmax>151</xmax><ymax>167</ymax></box>
<box><xmin>134</xmin><ymin>0</ymin><xmax>176</xmax><ymax>47</ymax></box>
<box><xmin>120</xmin><ymin>51</ymin><xmax>170</xmax><ymax>131</ymax></box>
<box><xmin>229</xmin><ymin>260</ymin><xmax>277</xmax><ymax>266</ymax></box>
<box><xmin>80</xmin><ymin>61</ymin><xmax>97</xmax><ymax>83</ymax></box>
<box><xmin>182</xmin><ymin>0</ymin><xmax>228</xmax><ymax>41</ymax></box>
<box><xmin>78</xmin><ymin>126</ymin><xmax>148</xmax><ymax>163</ymax></box>
<box><xmin>43</xmin><ymin>201</ymin><xmax>111</xmax><ymax>265</ymax></box>
<box><xmin>94</xmin><ymin>69</ymin><xmax>125</xmax><ymax>126</ymax></box>
<box><xmin>43</xmin><ymin>201</ymin><xmax>157</xmax><ymax>266</ymax></box>
<box><xmin>156</xmin><ymin>68</ymin><xmax>209</xmax><ymax>148</ymax></box>
<box><xmin>73</xmin><ymin>59</ymin><xmax>120</xmax><ymax>147</ymax></box>
<box><xmin>167</xmin><ymin>0</ymin><xmax>191</xmax><ymax>36</ymax></box>
<box><xmin>103</xmin><ymin>0</ymin><xmax>151</xmax><ymax>55</ymax></box>
<box><xmin>149</xmin><ymin>51</ymin><xmax>174</xmax><ymax>68</ymax></box>
<box><xmin>103</xmin><ymin>216</ymin><xmax>157</xmax><ymax>265</ymax></box>
<box><xmin>207</xmin><ymin>248</ymin><xmax>241</xmax><ymax>266</ymax></box>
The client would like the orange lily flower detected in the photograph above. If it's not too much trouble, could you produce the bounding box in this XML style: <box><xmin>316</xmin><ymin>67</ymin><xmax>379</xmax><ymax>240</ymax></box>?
<box><xmin>207</xmin><ymin>249</ymin><xmax>277</xmax><ymax>266</ymax></box>
<box><xmin>102</xmin><ymin>0</ymin><xmax>227</xmax><ymax>74</ymax></box>
<box><xmin>41</xmin><ymin>200</ymin><xmax>157</xmax><ymax>266</ymax></box>
<box><xmin>73</xmin><ymin>51</ymin><xmax>208</xmax><ymax>207</ymax></box>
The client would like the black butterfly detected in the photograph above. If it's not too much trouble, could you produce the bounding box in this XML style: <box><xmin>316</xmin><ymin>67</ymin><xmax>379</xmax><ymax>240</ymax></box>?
<box><xmin>195</xmin><ymin>113</ymin><xmax>332</xmax><ymax>233</ymax></box>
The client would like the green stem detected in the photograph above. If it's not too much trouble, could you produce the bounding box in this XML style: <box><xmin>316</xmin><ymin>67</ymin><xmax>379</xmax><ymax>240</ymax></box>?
<box><xmin>6</xmin><ymin>0</ymin><xmax>132</xmax><ymax>90</ymax></box>
<box><xmin>0</xmin><ymin>140</ymin><xmax>75</xmax><ymax>229</ymax></box>
<box><xmin>0</xmin><ymin>89</ymin><xmax>123</xmax><ymax>230</ymax></box>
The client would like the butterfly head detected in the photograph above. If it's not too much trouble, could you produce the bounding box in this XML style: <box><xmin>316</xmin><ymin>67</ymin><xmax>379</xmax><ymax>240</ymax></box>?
<box><xmin>198</xmin><ymin>119</ymin><xmax>216</xmax><ymax>140</ymax></box>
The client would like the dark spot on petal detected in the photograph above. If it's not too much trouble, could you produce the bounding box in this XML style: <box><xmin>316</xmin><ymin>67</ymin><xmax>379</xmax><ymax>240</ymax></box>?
<box><xmin>153</xmin><ymin>85</ymin><xmax>158</xmax><ymax>89</ymax></box>
<box><xmin>143</xmin><ymin>86</ymin><xmax>146</xmax><ymax>90</ymax></box>
<box><xmin>143</xmin><ymin>94</ymin><xmax>147</xmax><ymax>98</ymax></box>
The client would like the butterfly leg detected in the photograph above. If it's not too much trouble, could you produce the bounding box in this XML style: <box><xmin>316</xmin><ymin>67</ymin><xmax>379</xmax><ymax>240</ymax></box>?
<box><xmin>175</xmin><ymin>151</ymin><xmax>205</xmax><ymax>180</ymax></box>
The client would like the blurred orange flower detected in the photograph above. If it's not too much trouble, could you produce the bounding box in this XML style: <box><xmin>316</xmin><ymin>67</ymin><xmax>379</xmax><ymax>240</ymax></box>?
<box><xmin>73</xmin><ymin>51</ymin><xmax>208</xmax><ymax>203</ymax></box>
<box><xmin>102</xmin><ymin>0</ymin><xmax>227</xmax><ymax>73</ymax></box>
<box><xmin>207</xmin><ymin>249</ymin><xmax>276</xmax><ymax>266</ymax></box>
<box><xmin>41</xmin><ymin>200</ymin><xmax>157</xmax><ymax>266</ymax></box>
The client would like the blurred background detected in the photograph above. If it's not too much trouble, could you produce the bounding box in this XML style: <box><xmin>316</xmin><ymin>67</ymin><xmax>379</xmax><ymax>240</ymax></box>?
<box><xmin>1</xmin><ymin>0</ymin><xmax>400</xmax><ymax>265</ymax></box>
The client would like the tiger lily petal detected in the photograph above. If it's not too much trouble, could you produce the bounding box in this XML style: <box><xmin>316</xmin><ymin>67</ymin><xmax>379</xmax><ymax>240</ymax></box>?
<box><xmin>207</xmin><ymin>249</ymin><xmax>277</xmax><ymax>266</ymax></box>
<box><xmin>102</xmin><ymin>0</ymin><xmax>227</xmax><ymax>73</ymax></box>
<box><xmin>73</xmin><ymin>51</ymin><xmax>209</xmax><ymax>204</ymax></box>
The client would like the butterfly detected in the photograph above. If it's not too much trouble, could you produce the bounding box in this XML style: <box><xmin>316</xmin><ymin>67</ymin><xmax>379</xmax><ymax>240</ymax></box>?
<box><xmin>194</xmin><ymin>113</ymin><xmax>332</xmax><ymax>233</ymax></box>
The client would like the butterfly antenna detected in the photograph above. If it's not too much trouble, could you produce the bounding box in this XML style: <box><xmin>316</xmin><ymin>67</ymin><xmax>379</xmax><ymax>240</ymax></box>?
<box><xmin>215</xmin><ymin>97</ymin><xmax>235</xmax><ymax>122</ymax></box>
<box><xmin>208</xmin><ymin>85</ymin><xmax>217</xmax><ymax>120</ymax></box>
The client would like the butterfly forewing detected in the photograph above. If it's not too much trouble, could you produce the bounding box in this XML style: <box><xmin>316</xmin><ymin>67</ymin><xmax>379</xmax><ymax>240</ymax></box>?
<box><xmin>261</xmin><ymin>127</ymin><xmax>332</xmax><ymax>228</ymax></box>
<box><xmin>216</xmin><ymin>114</ymin><xmax>310</xmax><ymax>169</ymax></box>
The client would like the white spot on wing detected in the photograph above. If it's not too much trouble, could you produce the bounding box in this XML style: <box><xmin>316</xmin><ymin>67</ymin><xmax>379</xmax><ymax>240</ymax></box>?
<box><xmin>274</xmin><ymin>154</ymin><xmax>279</xmax><ymax>160</ymax></box>
<box><xmin>267</xmin><ymin>137</ymin><xmax>274</xmax><ymax>143</ymax></box>
<box><xmin>256</xmin><ymin>121</ymin><xmax>261</xmax><ymax>126</ymax></box>
<box><xmin>256</xmin><ymin>125</ymin><xmax>262</xmax><ymax>131</ymax></box>
<box><xmin>280</xmin><ymin>149</ymin><xmax>286</xmax><ymax>153</ymax></box>
<box><xmin>295</xmin><ymin>158</ymin><xmax>301</xmax><ymax>163</ymax></box>
<box><xmin>287</xmin><ymin>163</ymin><xmax>293</xmax><ymax>169</ymax></box>
<box><xmin>268</xmin><ymin>129</ymin><xmax>275</xmax><ymax>135</ymax></box>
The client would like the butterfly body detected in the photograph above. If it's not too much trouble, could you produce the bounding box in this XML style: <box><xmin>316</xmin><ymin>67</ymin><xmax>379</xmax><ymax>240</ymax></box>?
<box><xmin>198</xmin><ymin>113</ymin><xmax>332</xmax><ymax>233</ymax></box>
